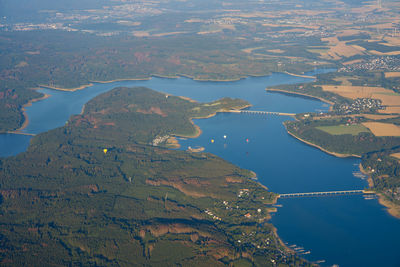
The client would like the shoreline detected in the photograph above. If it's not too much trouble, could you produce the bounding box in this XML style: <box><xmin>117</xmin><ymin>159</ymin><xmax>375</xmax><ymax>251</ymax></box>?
<box><xmin>358</xmin><ymin>163</ymin><xmax>374</xmax><ymax>188</ymax></box>
<box><xmin>271</xmin><ymin>87</ymin><xmax>400</xmax><ymax>220</ymax></box>
<box><xmin>94</xmin><ymin>74</ymin><xmax>250</xmax><ymax>84</ymax></box>
<box><xmin>377</xmin><ymin>193</ymin><xmax>400</xmax><ymax>219</ymax></box>
<box><xmin>277</xmin><ymin>86</ymin><xmax>400</xmax><ymax>220</ymax></box>
<box><xmin>174</xmin><ymin>101</ymin><xmax>296</xmax><ymax>255</ymax></box>
<box><xmin>266</xmin><ymin>88</ymin><xmax>335</xmax><ymax>111</ymax></box>
<box><xmin>5</xmin><ymin>72</ymin><xmax>334</xmax><ymax>260</ymax></box>
<box><xmin>175</xmin><ymin>121</ymin><xmax>203</xmax><ymax>139</ymax></box>
<box><xmin>359</xmin><ymin>163</ymin><xmax>400</xmax><ymax>219</ymax></box>
<box><xmin>38</xmin><ymin>74</ymin><xmax>257</xmax><ymax>94</ymax></box>
<box><xmin>175</xmin><ymin>105</ymin><xmax>252</xmax><ymax>139</ymax></box>
<box><xmin>283</xmin><ymin>71</ymin><xmax>316</xmax><ymax>79</ymax></box>
<box><xmin>37</xmin><ymin>83</ymin><xmax>93</xmax><ymax>92</ymax></box>
<box><xmin>272</xmin><ymin>226</ymin><xmax>295</xmax><ymax>254</ymax></box>
<box><xmin>286</xmin><ymin>130</ymin><xmax>361</xmax><ymax>158</ymax></box>
<box><xmin>10</xmin><ymin>72</ymin><xmax>306</xmax><ymax>132</ymax></box>
<box><xmin>14</xmin><ymin>92</ymin><xmax>52</xmax><ymax>133</ymax></box>
<box><xmin>178</xmin><ymin>104</ymin><xmax>253</xmax><ymax>139</ymax></box>
<box><xmin>90</xmin><ymin>77</ymin><xmax>151</xmax><ymax>83</ymax></box>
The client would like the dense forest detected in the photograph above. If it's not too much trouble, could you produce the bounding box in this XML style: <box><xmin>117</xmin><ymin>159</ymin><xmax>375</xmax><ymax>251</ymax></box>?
<box><xmin>285</xmin><ymin>119</ymin><xmax>400</xmax><ymax>156</ymax></box>
<box><xmin>362</xmin><ymin>150</ymin><xmax>400</xmax><ymax>205</ymax></box>
<box><xmin>0</xmin><ymin>87</ymin><xmax>308</xmax><ymax>266</ymax></box>
<box><xmin>0</xmin><ymin>28</ymin><xmax>329</xmax><ymax>132</ymax></box>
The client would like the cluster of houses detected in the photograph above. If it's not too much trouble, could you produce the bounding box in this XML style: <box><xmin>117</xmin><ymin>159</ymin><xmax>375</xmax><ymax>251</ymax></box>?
<box><xmin>386</xmin><ymin>187</ymin><xmax>400</xmax><ymax>202</ymax></box>
<box><xmin>337</xmin><ymin>98</ymin><xmax>384</xmax><ymax>114</ymax></box>
<box><xmin>339</xmin><ymin>56</ymin><xmax>400</xmax><ymax>72</ymax></box>
<box><xmin>204</xmin><ymin>188</ymin><xmax>264</xmax><ymax>222</ymax></box>
<box><xmin>152</xmin><ymin>135</ymin><xmax>169</xmax><ymax>146</ymax></box>
<box><xmin>204</xmin><ymin>209</ymin><xmax>222</xmax><ymax>221</ymax></box>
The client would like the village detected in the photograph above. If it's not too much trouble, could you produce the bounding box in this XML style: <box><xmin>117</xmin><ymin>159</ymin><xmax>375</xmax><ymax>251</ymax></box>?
<box><xmin>337</xmin><ymin>98</ymin><xmax>384</xmax><ymax>114</ymax></box>
<box><xmin>339</xmin><ymin>56</ymin><xmax>400</xmax><ymax>72</ymax></box>
<box><xmin>200</xmin><ymin>187</ymin><xmax>285</xmax><ymax>255</ymax></box>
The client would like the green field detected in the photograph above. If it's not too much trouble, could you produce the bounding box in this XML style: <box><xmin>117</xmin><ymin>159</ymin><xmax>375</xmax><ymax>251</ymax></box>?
<box><xmin>316</xmin><ymin>124</ymin><xmax>370</xmax><ymax>135</ymax></box>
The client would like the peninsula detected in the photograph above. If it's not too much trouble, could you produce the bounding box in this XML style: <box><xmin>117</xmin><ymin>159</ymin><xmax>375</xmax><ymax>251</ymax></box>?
<box><xmin>0</xmin><ymin>87</ymin><xmax>308</xmax><ymax>266</ymax></box>
<box><xmin>267</xmin><ymin>74</ymin><xmax>400</xmax><ymax>218</ymax></box>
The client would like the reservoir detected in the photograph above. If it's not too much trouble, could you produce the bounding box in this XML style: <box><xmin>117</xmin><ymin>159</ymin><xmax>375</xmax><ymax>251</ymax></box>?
<box><xmin>1</xmin><ymin>71</ymin><xmax>400</xmax><ymax>266</ymax></box>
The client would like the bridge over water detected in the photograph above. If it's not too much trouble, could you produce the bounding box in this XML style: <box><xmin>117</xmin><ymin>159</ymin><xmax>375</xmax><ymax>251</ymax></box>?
<box><xmin>279</xmin><ymin>190</ymin><xmax>375</xmax><ymax>198</ymax></box>
<box><xmin>228</xmin><ymin>110</ymin><xmax>296</xmax><ymax>116</ymax></box>
<box><xmin>6</xmin><ymin>131</ymin><xmax>36</xmax><ymax>136</ymax></box>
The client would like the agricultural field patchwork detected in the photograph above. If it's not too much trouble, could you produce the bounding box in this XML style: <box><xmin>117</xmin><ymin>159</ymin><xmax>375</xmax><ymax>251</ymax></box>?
<box><xmin>362</xmin><ymin>122</ymin><xmax>400</xmax><ymax>137</ymax></box>
<box><xmin>321</xmin><ymin>85</ymin><xmax>400</xmax><ymax>114</ymax></box>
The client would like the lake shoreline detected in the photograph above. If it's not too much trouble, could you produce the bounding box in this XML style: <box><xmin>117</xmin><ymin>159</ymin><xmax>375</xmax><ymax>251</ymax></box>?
<box><xmin>286</xmin><ymin>129</ymin><xmax>361</xmax><ymax>158</ymax></box>
<box><xmin>359</xmin><ymin>163</ymin><xmax>400</xmax><ymax>219</ymax></box>
<box><xmin>283</xmin><ymin>71</ymin><xmax>316</xmax><ymax>79</ymax></box>
<box><xmin>176</xmin><ymin>103</ymin><xmax>298</xmax><ymax>256</ymax></box>
<box><xmin>177</xmin><ymin>104</ymin><xmax>252</xmax><ymax>139</ymax></box>
<box><xmin>377</xmin><ymin>194</ymin><xmax>400</xmax><ymax>219</ymax></box>
<box><xmin>12</xmin><ymin>92</ymin><xmax>52</xmax><ymax>133</ymax></box>
<box><xmin>3</xmin><ymin>71</ymin><xmax>397</xmax><ymax>264</ymax></box>
<box><xmin>37</xmin><ymin>73</ymin><xmax>274</xmax><ymax>94</ymax></box>
<box><xmin>271</xmin><ymin>88</ymin><xmax>400</xmax><ymax>220</ymax></box>
<box><xmin>13</xmin><ymin>72</ymin><xmax>299</xmax><ymax>134</ymax></box>
<box><xmin>37</xmin><ymin>83</ymin><xmax>93</xmax><ymax>92</ymax></box>
<box><xmin>266</xmin><ymin>88</ymin><xmax>335</xmax><ymax>111</ymax></box>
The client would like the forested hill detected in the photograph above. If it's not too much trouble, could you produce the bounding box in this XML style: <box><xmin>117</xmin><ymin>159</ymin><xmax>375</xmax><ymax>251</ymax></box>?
<box><xmin>0</xmin><ymin>87</ymin><xmax>306</xmax><ymax>266</ymax></box>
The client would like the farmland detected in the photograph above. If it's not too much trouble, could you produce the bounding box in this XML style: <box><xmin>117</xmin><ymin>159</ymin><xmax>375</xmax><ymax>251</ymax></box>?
<box><xmin>362</xmin><ymin>122</ymin><xmax>400</xmax><ymax>137</ymax></box>
<box><xmin>321</xmin><ymin>85</ymin><xmax>400</xmax><ymax>114</ymax></box>
<box><xmin>391</xmin><ymin>153</ymin><xmax>400</xmax><ymax>160</ymax></box>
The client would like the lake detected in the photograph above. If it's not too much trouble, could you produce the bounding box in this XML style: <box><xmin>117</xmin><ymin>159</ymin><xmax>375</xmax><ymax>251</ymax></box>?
<box><xmin>1</xmin><ymin>70</ymin><xmax>399</xmax><ymax>266</ymax></box>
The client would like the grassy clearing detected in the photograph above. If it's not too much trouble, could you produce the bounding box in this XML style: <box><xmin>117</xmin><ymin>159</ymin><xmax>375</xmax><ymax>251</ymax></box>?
<box><xmin>316</xmin><ymin>124</ymin><xmax>370</xmax><ymax>135</ymax></box>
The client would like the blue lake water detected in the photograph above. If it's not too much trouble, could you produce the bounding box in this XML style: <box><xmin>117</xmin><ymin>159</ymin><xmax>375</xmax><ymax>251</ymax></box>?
<box><xmin>179</xmin><ymin>114</ymin><xmax>400</xmax><ymax>266</ymax></box>
<box><xmin>0</xmin><ymin>133</ymin><xmax>32</xmax><ymax>158</ymax></box>
<box><xmin>1</xmin><ymin>70</ymin><xmax>399</xmax><ymax>266</ymax></box>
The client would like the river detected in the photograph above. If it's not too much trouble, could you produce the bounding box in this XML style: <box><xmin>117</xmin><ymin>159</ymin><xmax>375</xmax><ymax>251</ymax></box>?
<box><xmin>1</xmin><ymin>71</ymin><xmax>399</xmax><ymax>266</ymax></box>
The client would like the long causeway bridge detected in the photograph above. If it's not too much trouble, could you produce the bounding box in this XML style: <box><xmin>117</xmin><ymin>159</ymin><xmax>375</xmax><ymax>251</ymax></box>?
<box><xmin>229</xmin><ymin>110</ymin><xmax>296</xmax><ymax>116</ymax></box>
<box><xmin>279</xmin><ymin>190</ymin><xmax>375</xmax><ymax>198</ymax></box>
<box><xmin>6</xmin><ymin>131</ymin><xmax>36</xmax><ymax>136</ymax></box>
